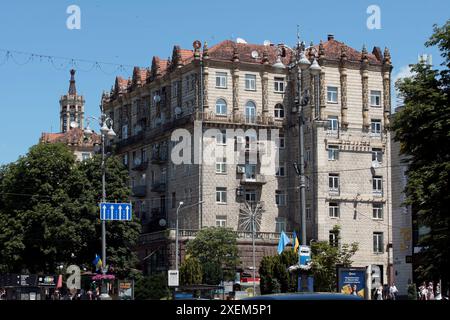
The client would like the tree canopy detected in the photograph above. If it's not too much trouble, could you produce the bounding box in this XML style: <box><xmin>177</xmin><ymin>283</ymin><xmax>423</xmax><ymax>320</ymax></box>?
<box><xmin>392</xmin><ymin>21</ymin><xmax>449</xmax><ymax>285</ymax></box>
<box><xmin>0</xmin><ymin>143</ymin><xmax>141</xmax><ymax>277</ymax></box>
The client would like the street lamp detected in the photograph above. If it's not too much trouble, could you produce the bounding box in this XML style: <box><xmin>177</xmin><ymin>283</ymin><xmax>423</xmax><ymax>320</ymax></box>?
<box><xmin>175</xmin><ymin>201</ymin><xmax>184</xmax><ymax>271</ymax></box>
<box><xmin>273</xmin><ymin>30</ymin><xmax>321</xmax><ymax>246</ymax></box>
<box><xmin>84</xmin><ymin>112</ymin><xmax>116</xmax><ymax>300</ymax></box>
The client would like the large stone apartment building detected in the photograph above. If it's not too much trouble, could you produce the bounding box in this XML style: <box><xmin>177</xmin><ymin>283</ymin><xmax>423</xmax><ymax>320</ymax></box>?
<box><xmin>101</xmin><ymin>34</ymin><xmax>394</xmax><ymax>286</ymax></box>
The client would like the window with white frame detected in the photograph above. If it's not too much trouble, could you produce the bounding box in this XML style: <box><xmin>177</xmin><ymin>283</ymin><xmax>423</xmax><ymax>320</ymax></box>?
<box><xmin>373</xmin><ymin>176</ymin><xmax>383</xmax><ymax>195</ymax></box>
<box><xmin>276</xmin><ymin>163</ymin><xmax>286</xmax><ymax>177</ymax></box>
<box><xmin>371</xmin><ymin>120</ymin><xmax>382</xmax><ymax>135</ymax></box>
<box><xmin>274</xmin><ymin>77</ymin><xmax>285</xmax><ymax>93</ymax></box>
<box><xmin>216</xmin><ymin>72</ymin><xmax>227</xmax><ymax>88</ymax></box>
<box><xmin>327</xmin><ymin>86</ymin><xmax>338</xmax><ymax>103</ymax></box>
<box><xmin>329</xmin><ymin>174</ymin><xmax>340</xmax><ymax>193</ymax></box>
<box><xmin>372</xmin><ymin>148</ymin><xmax>383</xmax><ymax>163</ymax></box>
<box><xmin>328</xmin><ymin>116</ymin><xmax>339</xmax><ymax>132</ymax></box>
<box><xmin>274</xmin><ymin>103</ymin><xmax>285</xmax><ymax>119</ymax></box>
<box><xmin>373</xmin><ymin>203</ymin><xmax>383</xmax><ymax>220</ymax></box>
<box><xmin>245</xmin><ymin>101</ymin><xmax>256</xmax><ymax>123</ymax></box>
<box><xmin>329</xmin><ymin>230</ymin><xmax>339</xmax><ymax>247</ymax></box>
<box><xmin>328</xmin><ymin>145</ymin><xmax>339</xmax><ymax>160</ymax></box>
<box><xmin>329</xmin><ymin>202</ymin><xmax>340</xmax><ymax>218</ymax></box>
<box><xmin>373</xmin><ymin>232</ymin><xmax>384</xmax><ymax>253</ymax></box>
<box><xmin>245</xmin><ymin>190</ymin><xmax>256</xmax><ymax>203</ymax></box>
<box><xmin>216</xmin><ymin>98</ymin><xmax>227</xmax><ymax>116</ymax></box>
<box><xmin>275</xmin><ymin>190</ymin><xmax>287</xmax><ymax>206</ymax></box>
<box><xmin>216</xmin><ymin>187</ymin><xmax>227</xmax><ymax>203</ymax></box>
<box><xmin>370</xmin><ymin>90</ymin><xmax>382</xmax><ymax>107</ymax></box>
<box><xmin>216</xmin><ymin>215</ymin><xmax>227</xmax><ymax>227</ymax></box>
<box><xmin>216</xmin><ymin>130</ymin><xmax>227</xmax><ymax>145</ymax></box>
<box><xmin>245</xmin><ymin>74</ymin><xmax>256</xmax><ymax>91</ymax></box>
<box><xmin>276</xmin><ymin>133</ymin><xmax>285</xmax><ymax>149</ymax></box>
<box><xmin>216</xmin><ymin>157</ymin><xmax>227</xmax><ymax>174</ymax></box>
<box><xmin>275</xmin><ymin>217</ymin><xmax>286</xmax><ymax>233</ymax></box>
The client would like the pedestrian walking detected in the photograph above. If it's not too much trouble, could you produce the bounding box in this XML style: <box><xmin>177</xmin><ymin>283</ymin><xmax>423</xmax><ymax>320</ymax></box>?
<box><xmin>427</xmin><ymin>282</ymin><xmax>435</xmax><ymax>300</ymax></box>
<box><xmin>390</xmin><ymin>283</ymin><xmax>399</xmax><ymax>300</ymax></box>
<box><xmin>419</xmin><ymin>282</ymin><xmax>428</xmax><ymax>300</ymax></box>
<box><xmin>376</xmin><ymin>286</ymin><xmax>383</xmax><ymax>300</ymax></box>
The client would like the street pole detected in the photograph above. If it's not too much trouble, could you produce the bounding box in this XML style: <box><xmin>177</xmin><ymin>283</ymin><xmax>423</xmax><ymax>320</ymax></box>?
<box><xmin>252</xmin><ymin>207</ymin><xmax>256</xmax><ymax>295</ymax></box>
<box><xmin>175</xmin><ymin>201</ymin><xmax>184</xmax><ymax>271</ymax></box>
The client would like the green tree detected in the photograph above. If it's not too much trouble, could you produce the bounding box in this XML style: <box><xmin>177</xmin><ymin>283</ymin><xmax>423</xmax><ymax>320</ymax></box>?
<box><xmin>0</xmin><ymin>143</ymin><xmax>141</xmax><ymax>277</ymax></box>
<box><xmin>392</xmin><ymin>21</ymin><xmax>449</xmax><ymax>285</ymax></box>
<box><xmin>258</xmin><ymin>250</ymin><xmax>298</xmax><ymax>294</ymax></box>
<box><xmin>185</xmin><ymin>227</ymin><xmax>239</xmax><ymax>284</ymax></box>
<box><xmin>310</xmin><ymin>226</ymin><xmax>359</xmax><ymax>292</ymax></box>
<box><xmin>134</xmin><ymin>273</ymin><xmax>170</xmax><ymax>300</ymax></box>
<box><xmin>180</xmin><ymin>255</ymin><xmax>203</xmax><ymax>285</ymax></box>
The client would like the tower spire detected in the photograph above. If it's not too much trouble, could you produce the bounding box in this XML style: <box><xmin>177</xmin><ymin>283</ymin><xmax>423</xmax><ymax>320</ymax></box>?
<box><xmin>69</xmin><ymin>69</ymin><xmax>77</xmax><ymax>95</ymax></box>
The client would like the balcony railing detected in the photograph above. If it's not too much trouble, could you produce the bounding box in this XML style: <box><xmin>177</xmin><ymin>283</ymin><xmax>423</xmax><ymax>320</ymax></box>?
<box><xmin>132</xmin><ymin>185</ymin><xmax>147</xmax><ymax>197</ymax></box>
<box><xmin>151</xmin><ymin>182</ymin><xmax>167</xmax><ymax>193</ymax></box>
<box><xmin>200</xmin><ymin>111</ymin><xmax>285</xmax><ymax>127</ymax></box>
<box><xmin>240</xmin><ymin>174</ymin><xmax>267</xmax><ymax>185</ymax></box>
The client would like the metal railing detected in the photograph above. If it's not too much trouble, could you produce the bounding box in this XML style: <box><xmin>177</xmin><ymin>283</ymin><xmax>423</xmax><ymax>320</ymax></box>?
<box><xmin>200</xmin><ymin>111</ymin><xmax>285</xmax><ymax>127</ymax></box>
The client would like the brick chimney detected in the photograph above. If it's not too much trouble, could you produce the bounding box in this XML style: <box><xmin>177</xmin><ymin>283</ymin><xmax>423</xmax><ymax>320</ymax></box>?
<box><xmin>327</xmin><ymin>34</ymin><xmax>335</xmax><ymax>41</ymax></box>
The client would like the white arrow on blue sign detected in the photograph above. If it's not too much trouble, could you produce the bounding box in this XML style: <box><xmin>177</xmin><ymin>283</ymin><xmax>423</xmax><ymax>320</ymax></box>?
<box><xmin>99</xmin><ymin>202</ymin><xmax>132</xmax><ymax>221</ymax></box>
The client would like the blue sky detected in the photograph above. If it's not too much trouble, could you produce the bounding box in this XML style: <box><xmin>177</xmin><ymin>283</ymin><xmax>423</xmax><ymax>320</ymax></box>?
<box><xmin>0</xmin><ymin>0</ymin><xmax>448</xmax><ymax>165</ymax></box>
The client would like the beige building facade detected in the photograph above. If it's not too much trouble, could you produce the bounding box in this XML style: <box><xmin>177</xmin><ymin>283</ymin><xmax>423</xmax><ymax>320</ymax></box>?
<box><xmin>102</xmin><ymin>35</ymin><xmax>394</xmax><ymax>285</ymax></box>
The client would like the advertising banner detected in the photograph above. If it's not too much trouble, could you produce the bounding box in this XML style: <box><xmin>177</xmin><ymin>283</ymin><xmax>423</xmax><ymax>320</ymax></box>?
<box><xmin>337</xmin><ymin>267</ymin><xmax>366</xmax><ymax>298</ymax></box>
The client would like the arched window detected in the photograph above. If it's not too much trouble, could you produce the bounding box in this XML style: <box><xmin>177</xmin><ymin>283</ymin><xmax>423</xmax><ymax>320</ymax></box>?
<box><xmin>216</xmin><ymin>98</ymin><xmax>227</xmax><ymax>116</ymax></box>
<box><xmin>245</xmin><ymin>101</ymin><xmax>256</xmax><ymax>124</ymax></box>
<box><xmin>274</xmin><ymin>104</ymin><xmax>284</xmax><ymax>119</ymax></box>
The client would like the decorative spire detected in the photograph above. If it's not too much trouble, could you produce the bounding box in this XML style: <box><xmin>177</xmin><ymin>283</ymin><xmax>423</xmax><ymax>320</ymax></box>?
<box><xmin>361</xmin><ymin>44</ymin><xmax>368</xmax><ymax>63</ymax></box>
<box><xmin>383</xmin><ymin>47</ymin><xmax>391</xmax><ymax>65</ymax></box>
<box><xmin>340</xmin><ymin>46</ymin><xmax>347</xmax><ymax>61</ymax></box>
<box><xmin>318</xmin><ymin>40</ymin><xmax>325</xmax><ymax>59</ymax></box>
<box><xmin>202</xmin><ymin>41</ymin><xmax>209</xmax><ymax>59</ymax></box>
<box><xmin>262</xmin><ymin>46</ymin><xmax>269</xmax><ymax>65</ymax></box>
<box><xmin>233</xmin><ymin>45</ymin><xmax>240</xmax><ymax>63</ymax></box>
<box><xmin>68</xmin><ymin>69</ymin><xmax>77</xmax><ymax>95</ymax></box>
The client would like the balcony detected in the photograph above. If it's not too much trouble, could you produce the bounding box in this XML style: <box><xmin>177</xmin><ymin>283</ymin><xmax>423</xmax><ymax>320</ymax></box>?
<box><xmin>151</xmin><ymin>182</ymin><xmax>167</xmax><ymax>193</ymax></box>
<box><xmin>116</xmin><ymin>131</ymin><xmax>145</xmax><ymax>150</ymax></box>
<box><xmin>240</xmin><ymin>174</ymin><xmax>266</xmax><ymax>185</ymax></box>
<box><xmin>132</xmin><ymin>185</ymin><xmax>147</xmax><ymax>197</ymax></box>
<box><xmin>132</xmin><ymin>160</ymin><xmax>149</xmax><ymax>171</ymax></box>
<box><xmin>200</xmin><ymin>111</ymin><xmax>285</xmax><ymax>127</ymax></box>
<box><xmin>151</xmin><ymin>151</ymin><xmax>168</xmax><ymax>164</ymax></box>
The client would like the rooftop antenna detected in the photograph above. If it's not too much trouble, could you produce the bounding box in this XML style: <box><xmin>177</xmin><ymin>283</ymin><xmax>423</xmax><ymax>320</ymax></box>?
<box><xmin>297</xmin><ymin>25</ymin><xmax>301</xmax><ymax>48</ymax></box>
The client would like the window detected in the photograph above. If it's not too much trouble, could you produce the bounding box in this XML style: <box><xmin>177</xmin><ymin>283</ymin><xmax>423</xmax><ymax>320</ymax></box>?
<box><xmin>329</xmin><ymin>174</ymin><xmax>340</xmax><ymax>193</ymax></box>
<box><xmin>216</xmin><ymin>72</ymin><xmax>227</xmax><ymax>88</ymax></box>
<box><xmin>329</xmin><ymin>230</ymin><xmax>339</xmax><ymax>247</ymax></box>
<box><xmin>274</xmin><ymin>77</ymin><xmax>285</xmax><ymax>93</ymax></box>
<box><xmin>171</xmin><ymin>192</ymin><xmax>176</xmax><ymax>209</ymax></box>
<box><xmin>216</xmin><ymin>216</ymin><xmax>227</xmax><ymax>227</ymax></box>
<box><xmin>327</xmin><ymin>86</ymin><xmax>338</xmax><ymax>103</ymax></box>
<box><xmin>274</xmin><ymin>104</ymin><xmax>284</xmax><ymax>119</ymax></box>
<box><xmin>216</xmin><ymin>157</ymin><xmax>227</xmax><ymax>174</ymax></box>
<box><xmin>245</xmin><ymin>164</ymin><xmax>257</xmax><ymax>180</ymax></box>
<box><xmin>372</xmin><ymin>148</ymin><xmax>383</xmax><ymax>163</ymax></box>
<box><xmin>276</xmin><ymin>133</ymin><xmax>285</xmax><ymax>149</ymax></box>
<box><xmin>141</xmin><ymin>148</ymin><xmax>147</xmax><ymax>162</ymax></box>
<box><xmin>276</xmin><ymin>163</ymin><xmax>286</xmax><ymax>177</ymax></box>
<box><xmin>328</xmin><ymin>145</ymin><xmax>339</xmax><ymax>161</ymax></box>
<box><xmin>275</xmin><ymin>218</ymin><xmax>286</xmax><ymax>233</ymax></box>
<box><xmin>373</xmin><ymin>232</ymin><xmax>384</xmax><ymax>253</ymax></box>
<box><xmin>373</xmin><ymin>203</ymin><xmax>383</xmax><ymax>220</ymax></box>
<box><xmin>122</xmin><ymin>124</ymin><xmax>128</xmax><ymax>139</ymax></box>
<box><xmin>306</xmin><ymin>206</ymin><xmax>311</xmax><ymax>220</ymax></box>
<box><xmin>215</xmin><ymin>99</ymin><xmax>227</xmax><ymax>116</ymax></box>
<box><xmin>373</xmin><ymin>176</ymin><xmax>383</xmax><ymax>195</ymax></box>
<box><xmin>275</xmin><ymin>190</ymin><xmax>287</xmax><ymax>206</ymax></box>
<box><xmin>82</xmin><ymin>153</ymin><xmax>91</xmax><ymax>161</ymax></box>
<box><xmin>245</xmin><ymin>101</ymin><xmax>256</xmax><ymax>123</ymax></box>
<box><xmin>245</xmin><ymin>74</ymin><xmax>256</xmax><ymax>91</ymax></box>
<box><xmin>123</xmin><ymin>153</ymin><xmax>128</xmax><ymax>166</ymax></box>
<box><xmin>371</xmin><ymin>120</ymin><xmax>382</xmax><ymax>136</ymax></box>
<box><xmin>216</xmin><ymin>187</ymin><xmax>227</xmax><ymax>204</ymax></box>
<box><xmin>370</xmin><ymin>90</ymin><xmax>382</xmax><ymax>107</ymax></box>
<box><xmin>216</xmin><ymin>130</ymin><xmax>227</xmax><ymax>145</ymax></box>
<box><xmin>172</xmin><ymin>81</ymin><xmax>179</xmax><ymax>97</ymax></box>
<box><xmin>329</xmin><ymin>202</ymin><xmax>340</xmax><ymax>218</ymax></box>
<box><xmin>245</xmin><ymin>190</ymin><xmax>257</xmax><ymax>203</ymax></box>
<box><xmin>327</xmin><ymin>116</ymin><xmax>339</xmax><ymax>132</ymax></box>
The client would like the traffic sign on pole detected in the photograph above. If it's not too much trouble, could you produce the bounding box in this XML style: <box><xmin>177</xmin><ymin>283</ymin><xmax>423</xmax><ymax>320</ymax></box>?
<box><xmin>99</xmin><ymin>203</ymin><xmax>132</xmax><ymax>221</ymax></box>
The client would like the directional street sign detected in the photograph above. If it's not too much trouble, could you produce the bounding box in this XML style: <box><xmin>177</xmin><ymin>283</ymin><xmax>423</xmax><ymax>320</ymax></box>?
<box><xmin>99</xmin><ymin>202</ymin><xmax>132</xmax><ymax>221</ymax></box>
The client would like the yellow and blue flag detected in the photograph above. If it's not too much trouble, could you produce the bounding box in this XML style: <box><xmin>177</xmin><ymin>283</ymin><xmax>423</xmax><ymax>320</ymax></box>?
<box><xmin>93</xmin><ymin>254</ymin><xmax>102</xmax><ymax>272</ymax></box>
<box><xmin>293</xmin><ymin>231</ymin><xmax>300</xmax><ymax>253</ymax></box>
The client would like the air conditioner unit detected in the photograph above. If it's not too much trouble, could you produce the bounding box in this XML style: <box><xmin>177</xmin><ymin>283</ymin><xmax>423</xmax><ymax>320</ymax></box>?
<box><xmin>236</xmin><ymin>165</ymin><xmax>245</xmax><ymax>174</ymax></box>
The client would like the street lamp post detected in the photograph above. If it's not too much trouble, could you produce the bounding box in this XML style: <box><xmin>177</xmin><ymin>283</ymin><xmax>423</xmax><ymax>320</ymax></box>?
<box><xmin>175</xmin><ymin>201</ymin><xmax>184</xmax><ymax>271</ymax></box>
<box><xmin>84</xmin><ymin>112</ymin><xmax>116</xmax><ymax>300</ymax></box>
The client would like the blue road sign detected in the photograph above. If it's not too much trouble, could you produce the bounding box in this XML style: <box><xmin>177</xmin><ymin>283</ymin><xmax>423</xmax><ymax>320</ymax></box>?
<box><xmin>99</xmin><ymin>202</ymin><xmax>132</xmax><ymax>221</ymax></box>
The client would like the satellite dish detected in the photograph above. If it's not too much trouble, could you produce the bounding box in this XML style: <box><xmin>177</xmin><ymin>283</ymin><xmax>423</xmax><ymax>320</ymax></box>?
<box><xmin>263</xmin><ymin>40</ymin><xmax>271</xmax><ymax>46</ymax></box>
<box><xmin>251</xmin><ymin>51</ymin><xmax>259</xmax><ymax>59</ymax></box>
<box><xmin>236</xmin><ymin>37</ymin><xmax>247</xmax><ymax>44</ymax></box>
<box><xmin>174</xmin><ymin>107</ymin><xmax>182</xmax><ymax>115</ymax></box>
<box><xmin>159</xmin><ymin>219</ymin><xmax>167</xmax><ymax>227</ymax></box>
<box><xmin>70</xmin><ymin>121</ymin><xmax>79</xmax><ymax>129</ymax></box>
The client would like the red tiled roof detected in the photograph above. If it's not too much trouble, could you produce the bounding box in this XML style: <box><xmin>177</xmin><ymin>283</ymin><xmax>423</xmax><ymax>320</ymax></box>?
<box><xmin>314</xmin><ymin>39</ymin><xmax>381</xmax><ymax>64</ymax></box>
<box><xmin>40</xmin><ymin>128</ymin><xmax>101</xmax><ymax>146</ymax></box>
<box><xmin>179</xmin><ymin>49</ymin><xmax>194</xmax><ymax>63</ymax></box>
